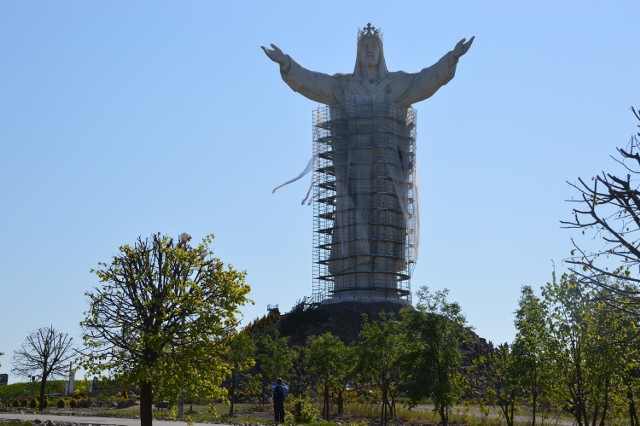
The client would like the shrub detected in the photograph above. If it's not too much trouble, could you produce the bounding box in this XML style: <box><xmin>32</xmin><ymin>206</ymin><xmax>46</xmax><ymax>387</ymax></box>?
<box><xmin>20</xmin><ymin>399</ymin><xmax>28</xmax><ymax>407</ymax></box>
<box><xmin>69</xmin><ymin>398</ymin><xmax>77</xmax><ymax>409</ymax></box>
<box><xmin>72</xmin><ymin>389</ymin><xmax>87</xmax><ymax>399</ymax></box>
<box><xmin>291</xmin><ymin>396</ymin><xmax>319</xmax><ymax>424</ymax></box>
<box><xmin>12</xmin><ymin>400</ymin><xmax>19</xmax><ymax>407</ymax></box>
<box><xmin>207</xmin><ymin>405</ymin><xmax>221</xmax><ymax>422</ymax></box>
<box><xmin>76</xmin><ymin>399</ymin><xmax>91</xmax><ymax>408</ymax></box>
<box><xmin>29</xmin><ymin>399</ymin><xmax>37</xmax><ymax>408</ymax></box>
<box><xmin>57</xmin><ymin>398</ymin><xmax>65</xmax><ymax>408</ymax></box>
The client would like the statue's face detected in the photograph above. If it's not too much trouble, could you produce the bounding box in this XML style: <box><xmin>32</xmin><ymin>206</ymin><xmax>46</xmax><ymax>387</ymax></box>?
<box><xmin>359</xmin><ymin>37</ymin><xmax>380</xmax><ymax>67</ymax></box>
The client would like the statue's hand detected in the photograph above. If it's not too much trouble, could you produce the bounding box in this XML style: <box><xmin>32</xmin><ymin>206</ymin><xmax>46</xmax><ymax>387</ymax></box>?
<box><xmin>261</xmin><ymin>43</ymin><xmax>288</xmax><ymax>66</ymax></box>
<box><xmin>452</xmin><ymin>36</ymin><xmax>475</xmax><ymax>59</ymax></box>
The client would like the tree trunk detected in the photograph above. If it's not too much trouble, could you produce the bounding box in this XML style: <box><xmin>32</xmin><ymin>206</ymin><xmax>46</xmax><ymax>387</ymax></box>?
<box><xmin>390</xmin><ymin>389</ymin><xmax>396</xmax><ymax>418</ymax></box>
<box><xmin>531</xmin><ymin>393</ymin><xmax>537</xmax><ymax>425</ymax></box>
<box><xmin>439</xmin><ymin>404</ymin><xmax>448</xmax><ymax>426</ymax></box>
<box><xmin>531</xmin><ymin>377</ymin><xmax>538</xmax><ymax>426</ymax></box>
<box><xmin>509</xmin><ymin>400</ymin><xmax>514</xmax><ymax>426</ymax></box>
<box><xmin>500</xmin><ymin>399</ymin><xmax>514</xmax><ymax>426</ymax></box>
<box><xmin>590</xmin><ymin>402</ymin><xmax>598</xmax><ymax>426</ymax></box>
<box><xmin>323</xmin><ymin>379</ymin><xmax>330</xmax><ymax>420</ymax></box>
<box><xmin>381</xmin><ymin>383</ymin><xmax>387</xmax><ymax>426</ymax></box>
<box><xmin>577</xmin><ymin>397</ymin><xmax>587</xmax><ymax>426</ymax></box>
<box><xmin>598</xmin><ymin>377</ymin><xmax>610</xmax><ymax>426</ymax></box>
<box><xmin>140</xmin><ymin>381</ymin><xmax>153</xmax><ymax>426</ymax></box>
<box><xmin>39</xmin><ymin>377</ymin><xmax>47</xmax><ymax>411</ymax></box>
<box><xmin>229</xmin><ymin>369</ymin><xmax>236</xmax><ymax>416</ymax></box>
<box><xmin>336</xmin><ymin>390</ymin><xmax>344</xmax><ymax>415</ymax></box>
<box><xmin>627</xmin><ymin>387</ymin><xmax>639</xmax><ymax>426</ymax></box>
<box><xmin>500</xmin><ymin>402</ymin><xmax>509</xmax><ymax>426</ymax></box>
<box><xmin>261</xmin><ymin>377</ymin><xmax>268</xmax><ymax>406</ymax></box>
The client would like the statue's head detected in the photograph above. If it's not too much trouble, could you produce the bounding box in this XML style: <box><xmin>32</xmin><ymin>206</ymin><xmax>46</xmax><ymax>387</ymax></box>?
<box><xmin>354</xmin><ymin>23</ymin><xmax>388</xmax><ymax>78</ymax></box>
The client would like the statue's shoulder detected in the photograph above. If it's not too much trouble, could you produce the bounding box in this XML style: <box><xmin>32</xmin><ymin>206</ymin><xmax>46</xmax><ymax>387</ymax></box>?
<box><xmin>331</xmin><ymin>73</ymin><xmax>352</xmax><ymax>88</ymax></box>
<box><xmin>389</xmin><ymin>70</ymin><xmax>411</xmax><ymax>78</ymax></box>
<box><xmin>386</xmin><ymin>71</ymin><xmax>418</xmax><ymax>86</ymax></box>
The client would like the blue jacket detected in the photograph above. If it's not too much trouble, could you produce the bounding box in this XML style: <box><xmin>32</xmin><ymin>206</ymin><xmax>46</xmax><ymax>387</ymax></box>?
<box><xmin>270</xmin><ymin>382</ymin><xmax>289</xmax><ymax>401</ymax></box>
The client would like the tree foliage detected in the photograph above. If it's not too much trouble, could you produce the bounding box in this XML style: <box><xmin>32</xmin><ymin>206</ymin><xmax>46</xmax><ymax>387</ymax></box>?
<box><xmin>256</xmin><ymin>330</ymin><xmax>296</xmax><ymax>405</ymax></box>
<box><xmin>80</xmin><ymin>233</ymin><xmax>251</xmax><ymax>426</ymax></box>
<box><xmin>306</xmin><ymin>332</ymin><xmax>356</xmax><ymax>419</ymax></box>
<box><xmin>511</xmin><ymin>285</ymin><xmax>552</xmax><ymax>425</ymax></box>
<box><xmin>11</xmin><ymin>326</ymin><xmax>74</xmax><ymax>410</ymax></box>
<box><xmin>471</xmin><ymin>343</ymin><xmax>518</xmax><ymax>426</ymax></box>
<box><xmin>257</xmin><ymin>330</ymin><xmax>295</xmax><ymax>383</ymax></box>
<box><xmin>225</xmin><ymin>331</ymin><xmax>256</xmax><ymax>416</ymax></box>
<box><xmin>401</xmin><ymin>287</ymin><xmax>470</xmax><ymax>426</ymax></box>
<box><xmin>357</xmin><ymin>311</ymin><xmax>405</xmax><ymax>426</ymax></box>
<box><xmin>542</xmin><ymin>273</ymin><xmax>625</xmax><ymax>426</ymax></box>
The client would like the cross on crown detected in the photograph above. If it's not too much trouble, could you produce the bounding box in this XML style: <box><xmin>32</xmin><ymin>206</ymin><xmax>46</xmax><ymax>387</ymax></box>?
<box><xmin>358</xmin><ymin>23</ymin><xmax>382</xmax><ymax>41</ymax></box>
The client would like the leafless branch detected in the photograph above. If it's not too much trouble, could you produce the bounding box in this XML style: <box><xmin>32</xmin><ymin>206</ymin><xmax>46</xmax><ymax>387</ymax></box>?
<box><xmin>563</xmin><ymin>108</ymin><xmax>640</xmax><ymax>314</ymax></box>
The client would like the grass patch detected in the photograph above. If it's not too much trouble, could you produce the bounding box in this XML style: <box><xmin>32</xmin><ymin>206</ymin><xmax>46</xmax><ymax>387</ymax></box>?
<box><xmin>0</xmin><ymin>381</ymin><xmax>66</xmax><ymax>401</ymax></box>
<box><xmin>0</xmin><ymin>400</ymin><xmax>577</xmax><ymax>425</ymax></box>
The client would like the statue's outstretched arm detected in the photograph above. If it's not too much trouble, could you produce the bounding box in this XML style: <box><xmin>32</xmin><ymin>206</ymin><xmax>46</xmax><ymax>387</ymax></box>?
<box><xmin>261</xmin><ymin>43</ymin><xmax>338</xmax><ymax>105</ymax></box>
<box><xmin>397</xmin><ymin>36</ymin><xmax>474</xmax><ymax>105</ymax></box>
<box><xmin>261</xmin><ymin>43</ymin><xmax>291</xmax><ymax>73</ymax></box>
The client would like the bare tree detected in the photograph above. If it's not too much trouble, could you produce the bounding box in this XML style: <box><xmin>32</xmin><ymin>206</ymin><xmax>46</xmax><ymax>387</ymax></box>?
<box><xmin>562</xmin><ymin>107</ymin><xmax>640</xmax><ymax>311</ymax></box>
<box><xmin>12</xmin><ymin>326</ymin><xmax>75</xmax><ymax>409</ymax></box>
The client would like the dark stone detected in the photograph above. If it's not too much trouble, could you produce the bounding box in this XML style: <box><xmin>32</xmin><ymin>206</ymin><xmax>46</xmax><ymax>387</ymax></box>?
<box><xmin>116</xmin><ymin>399</ymin><xmax>137</xmax><ymax>409</ymax></box>
<box><xmin>278</xmin><ymin>300</ymin><xmax>493</xmax><ymax>365</ymax></box>
<box><xmin>278</xmin><ymin>300</ymin><xmax>409</xmax><ymax>345</ymax></box>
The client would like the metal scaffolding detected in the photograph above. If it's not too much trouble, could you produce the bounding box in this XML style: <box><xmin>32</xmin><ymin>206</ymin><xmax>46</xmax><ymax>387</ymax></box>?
<box><xmin>311</xmin><ymin>103</ymin><xmax>417</xmax><ymax>304</ymax></box>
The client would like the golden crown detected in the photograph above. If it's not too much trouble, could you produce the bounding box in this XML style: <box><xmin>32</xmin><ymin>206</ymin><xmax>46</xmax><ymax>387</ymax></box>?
<box><xmin>358</xmin><ymin>23</ymin><xmax>382</xmax><ymax>41</ymax></box>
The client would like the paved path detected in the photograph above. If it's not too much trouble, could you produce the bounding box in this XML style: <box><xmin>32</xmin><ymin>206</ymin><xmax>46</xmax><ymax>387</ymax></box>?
<box><xmin>0</xmin><ymin>413</ymin><xmax>222</xmax><ymax>426</ymax></box>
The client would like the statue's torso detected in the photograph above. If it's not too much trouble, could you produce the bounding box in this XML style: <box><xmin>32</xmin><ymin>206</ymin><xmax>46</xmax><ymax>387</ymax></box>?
<box><xmin>334</xmin><ymin>73</ymin><xmax>413</xmax><ymax>112</ymax></box>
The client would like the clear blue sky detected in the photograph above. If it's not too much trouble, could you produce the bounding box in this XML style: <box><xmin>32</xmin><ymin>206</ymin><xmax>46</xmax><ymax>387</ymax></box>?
<box><xmin>1</xmin><ymin>1</ymin><xmax>639</xmax><ymax>381</ymax></box>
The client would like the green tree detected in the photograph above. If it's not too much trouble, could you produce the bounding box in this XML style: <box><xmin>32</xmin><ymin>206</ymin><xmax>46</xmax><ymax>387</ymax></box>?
<box><xmin>306</xmin><ymin>332</ymin><xmax>356</xmax><ymax>419</ymax></box>
<box><xmin>471</xmin><ymin>343</ymin><xmax>518</xmax><ymax>426</ymax></box>
<box><xmin>543</xmin><ymin>273</ymin><xmax>622</xmax><ymax>426</ymax></box>
<box><xmin>225</xmin><ymin>331</ymin><xmax>256</xmax><ymax>416</ymax></box>
<box><xmin>400</xmin><ymin>287</ymin><xmax>470</xmax><ymax>426</ymax></box>
<box><xmin>72</xmin><ymin>377</ymin><xmax>89</xmax><ymax>399</ymax></box>
<box><xmin>511</xmin><ymin>285</ymin><xmax>551</xmax><ymax>425</ymax></box>
<box><xmin>80</xmin><ymin>233</ymin><xmax>251</xmax><ymax>426</ymax></box>
<box><xmin>291</xmin><ymin>344</ymin><xmax>312</xmax><ymax>399</ymax></box>
<box><xmin>11</xmin><ymin>326</ymin><xmax>75</xmax><ymax>410</ymax></box>
<box><xmin>587</xmin><ymin>283</ymin><xmax>640</xmax><ymax>426</ymax></box>
<box><xmin>257</xmin><ymin>330</ymin><xmax>295</xmax><ymax>404</ymax></box>
<box><xmin>358</xmin><ymin>312</ymin><xmax>405</xmax><ymax>426</ymax></box>
<box><xmin>240</xmin><ymin>372</ymin><xmax>263</xmax><ymax>402</ymax></box>
<box><xmin>562</xmin><ymin>108</ymin><xmax>640</xmax><ymax>424</ymax></box>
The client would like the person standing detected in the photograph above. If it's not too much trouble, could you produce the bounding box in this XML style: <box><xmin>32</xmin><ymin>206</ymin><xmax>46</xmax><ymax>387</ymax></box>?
<box><xmin>270</xmin><ymin>377</ymin><xmax>289</xmax><ymax>423</ymax></box>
